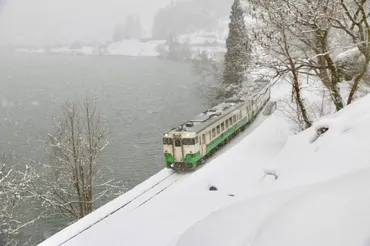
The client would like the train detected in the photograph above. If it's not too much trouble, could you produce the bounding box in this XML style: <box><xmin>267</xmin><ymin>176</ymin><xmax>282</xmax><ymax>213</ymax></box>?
<box><xmin>162</xmin><ymin>80</ymin><xmax>271</xmax><ymax>171</ymax></box>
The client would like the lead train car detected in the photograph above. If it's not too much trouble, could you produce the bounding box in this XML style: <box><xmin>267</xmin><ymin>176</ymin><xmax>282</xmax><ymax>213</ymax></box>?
<box><xmin>163</xmin><ymin>82</ymin><xmax>271</xmax><ymax>171</ymax></box>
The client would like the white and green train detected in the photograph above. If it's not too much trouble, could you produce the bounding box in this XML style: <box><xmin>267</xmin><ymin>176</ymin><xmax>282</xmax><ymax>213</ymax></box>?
<box><xmin>163</xmin><ymin>81</ymin><xmax>271</xmax><ymax>171</ymax></box>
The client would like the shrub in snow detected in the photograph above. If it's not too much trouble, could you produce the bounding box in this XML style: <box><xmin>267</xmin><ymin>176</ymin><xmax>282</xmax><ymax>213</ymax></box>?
<box><xmin>209</xmin><ymin>186</ymin><xmax>218</xmax><ymax>191</ymax></box>
<box><xmin>263</xmin><ymin>169</ymin><xmax>279</xmax><ymax>180</ymax></box>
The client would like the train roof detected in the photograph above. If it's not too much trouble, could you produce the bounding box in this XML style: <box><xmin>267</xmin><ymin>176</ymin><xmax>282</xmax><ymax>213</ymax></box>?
<box><xmin>166</xmin><ymin>80</ymin><xmax>270</xmax><ymax>135</ymax></box>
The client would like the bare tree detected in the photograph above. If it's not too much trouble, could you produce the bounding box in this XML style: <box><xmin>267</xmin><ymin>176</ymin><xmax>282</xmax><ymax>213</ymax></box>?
<box><xmin>0</xmin><ymin>153</ymin><xmax>39</xmax><ymax>246</ymax></box>
<box><xmin>250</xmin><ymin>0</ymin><xmax>370</xmax><ymax>114</ymax></box>
<box><xmin>249</xmin><ymin>0</ymin><xmax>313</xmax><ymax>128</ymax></box>
<box><xmin>330</xmin><ymin>0</ymin><xmax>370</xmax><ymax>104</ymax></box>
<box><xmin>35</xmin><ymin>97</ymin><xmax>122</xmax><ymax>222</ymax></box>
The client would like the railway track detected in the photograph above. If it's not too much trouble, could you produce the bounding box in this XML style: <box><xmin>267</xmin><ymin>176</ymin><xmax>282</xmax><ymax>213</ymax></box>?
<box><xmin>58</xmin><ymin>172</ymin><xmax>182</xmax><ymax>246</ymax></box>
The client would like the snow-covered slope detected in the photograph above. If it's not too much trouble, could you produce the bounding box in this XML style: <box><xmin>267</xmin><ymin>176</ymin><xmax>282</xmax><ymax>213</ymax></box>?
<box><xmin>38</xmin><ymin>82</ymin><xmax>370</xmax><ymax>246</ymax></box>
<box><xmin>174</xmin><ymin>94</ymin><xmax>370</xmax><ymax>246</ymax></box>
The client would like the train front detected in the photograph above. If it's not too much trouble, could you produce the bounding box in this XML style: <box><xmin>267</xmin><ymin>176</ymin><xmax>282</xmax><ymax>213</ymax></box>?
<box><xmin>163</xmin><ymin>131</ymin><xmax>200</xmax><ymax>171</ymax></box>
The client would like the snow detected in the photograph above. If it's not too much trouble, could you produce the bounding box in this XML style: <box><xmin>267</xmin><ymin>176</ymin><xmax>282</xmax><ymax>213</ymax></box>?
<box><xmin>49</xmin><ymin>46</ymin><xmax>95</xmax><ymax>56</ymax></box>
<box><xmin>334</xmin><ymin>47</ymin><xmax>362</xmax><ymax>63</ymax></box>
<box><xmin>37</xmin><ymin>168</ymin><xmax>175</xmax><ymax>246</ymax></box>
<box><xmin>15</xmin><ymin>48</ymin><xmax>45</xmax><ymax>54</ymax></box>
<box><xmin>14</xmin><ymin>40</ymin><xmax>167</xmax><ymax>57</ymax></box>
<box><xmin>106</xmin><ymin>40</ymin><xmax>165</xmax><ymax>57</ymax></box>
<box><xmin>14</xmin><ymin>18</ymin><xmax>229</xmax><ymax>59</ymax></box>
<box><xmin>37</xmin><ymin>80</ymin><xmax>370</xmax><ymax>246</ymax></box>
<box><xmin>173</xmin><ymin>94</ymin><xmax>370</xmax><ymax>246</ymax></box>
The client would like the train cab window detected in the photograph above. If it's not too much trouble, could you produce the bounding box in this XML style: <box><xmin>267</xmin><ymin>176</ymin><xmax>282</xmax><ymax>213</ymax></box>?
<box><xmin>226</xmin><ymin>120</ymin><xmax>229</xmax><ymax>129</ymax></box>
<box><xmin>202</xmin><ymin>134</ymin><xmax>206</xmax><ymax>143</ymax></box>
<box><xmin>175</xmin><ymin>139</ymin><xmax>181</xmax><ymax>147</ymax></box>
<box><xmin>221</xmin><ymin>123</ymin><xmax>225</xmax><ymax>131</ymax></box>
<box><xmin>163</xmin><ymin>138</ymin><xmax>173</xmax><ymax>145</ymax></box>
<box><xmin>217</xmin><ymin>125</ymin><xmax>220</xmax><ymax>134</ymax></box>
<box><xmin>182</xmin><ymin>138</ymin><xmax>195</xmax><ymax>145</ymax></box>
<box><xmin>212</xmin><ymin>128</ymin><xmax>216</xmax><ymax>138</ymax></box>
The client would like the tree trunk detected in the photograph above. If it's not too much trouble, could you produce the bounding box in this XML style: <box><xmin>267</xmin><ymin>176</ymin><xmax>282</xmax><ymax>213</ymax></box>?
<box><xmin>315</xmin><ymin>30</ymin><xmax>344</xmax><ymax>111</ymax></box>
<box><xmin>347</xmin><ymin>59</ymin><xmax>369</xmax><ymax>105</ymax></box>
<box><xmin>288</xmin><ymin>57</ymin><xmax>312</xmax><ymax>128</ymax></box>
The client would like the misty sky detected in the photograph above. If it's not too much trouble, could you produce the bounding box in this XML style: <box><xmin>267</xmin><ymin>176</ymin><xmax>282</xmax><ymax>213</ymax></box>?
<box><xmin>0</xmin><ymin>0</ymin><xmax>173</xmax><ymax>46</ymax></box>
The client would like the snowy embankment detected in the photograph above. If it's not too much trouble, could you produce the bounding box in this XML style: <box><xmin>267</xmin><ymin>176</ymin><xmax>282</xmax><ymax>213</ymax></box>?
<box><xmin>105</xmin><ymin>40</ymin><xmax>166</xmax><ymax>57</ymax></box>
<box><xmin>38</xmin><ymin>81</ymin><xmax>370</xmax><ymax>246</ymax></box>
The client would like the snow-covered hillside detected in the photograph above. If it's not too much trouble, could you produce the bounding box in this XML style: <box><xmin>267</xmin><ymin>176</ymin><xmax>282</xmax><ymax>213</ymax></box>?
<box><xmin>13</xmin><ymin>17</ymin><xmax>230</xmax><ymax>58</ymax></box>
<box><xmin>13</xmin><ymin>9</ymin><xmax>259</xmax><ymax>60</ymax></box>
<box><xmin>37</xmin><ymin>80</ymin><xmax>370</xmax><ymax>246</ymax></box>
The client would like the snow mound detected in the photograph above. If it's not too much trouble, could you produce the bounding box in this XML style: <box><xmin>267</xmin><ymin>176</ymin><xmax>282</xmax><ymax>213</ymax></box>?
<box><xmin>335</xmin><ymin>47</ymin><xmax>362</xmax><ymax>63</ymax></box>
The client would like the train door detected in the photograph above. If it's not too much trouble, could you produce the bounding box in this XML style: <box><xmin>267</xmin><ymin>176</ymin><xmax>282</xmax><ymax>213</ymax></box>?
<box><xmin>200</xmin><ymin>134</ymin><xmax>206</xmax><ymax>157</ymax></box>
<box><xmin>173</xmin><ymin>135</ymin><xmax>184</xmax><ymax>162</ymax></box>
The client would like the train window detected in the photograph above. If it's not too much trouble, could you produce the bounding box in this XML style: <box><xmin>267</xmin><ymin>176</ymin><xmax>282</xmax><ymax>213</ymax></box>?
<box><xmin>175</xmin><ymin>139</ymin><xmax>181</xmax><ymax>147</ymax></box>
<box><xmin>212</xmin><ymin>128</ymin><xmax>216</xmax><ymax>138</ymax></box>
<box><xmin>226</xmin><ymin>120</ymin><xmax>229</xmax><ymax>128</ymax></box>
<box><xmin>239</xmin><ymin>111</ymin><xmax>242</xmax><ymax>119</ymax></box>
<box><xmin>221</xmin><ymin>122</ymin><xmax>225</xmax><ymax>131</ymax></box>
<box><xmin>233</xmin><ymin>115</ymin><xmax>236</xmax><ymax>123</ymax></box>
<box><xmin>229</xmin><ymin>118</ymin><xmax>232</xmax><ymax>125</ymax></box>
<box><xmin>182</xmin><ymin>138</ymin><xmax>195</xmax><ymax>145</ymax></box>
<box><xmin>163</xmin><ymin>138</ymin><xmax>173</xmax><ymax>145</ymax></box>
<box><xmin>217</xmin><ymin>125</ymin><xmax>220</xmax><ymax>134</ymax></box>
<box><xmin>202</xmin><ymin>134</ymin><xmax>206</xmax><ymax>143</ymax></box>
<box><xmin>209</xmin><ymin>131</ymin><xmax>211</xmax><ymax>140</ymax></box>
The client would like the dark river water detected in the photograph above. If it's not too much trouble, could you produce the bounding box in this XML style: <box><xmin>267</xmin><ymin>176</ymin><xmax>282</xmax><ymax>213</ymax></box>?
<box><xmin>0</xmin><ymin>51</ymin><xmax>211</xmax><ymax>243</ymax></box>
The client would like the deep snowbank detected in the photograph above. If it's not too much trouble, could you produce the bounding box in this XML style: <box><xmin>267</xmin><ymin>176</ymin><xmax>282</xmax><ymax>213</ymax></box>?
<box><xmin>174</xmin><ymin>94</ymin><xmax>370</xmax><ymax>246</ymax></box>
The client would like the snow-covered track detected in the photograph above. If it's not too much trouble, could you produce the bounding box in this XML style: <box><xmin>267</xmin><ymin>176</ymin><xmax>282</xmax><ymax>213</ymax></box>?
<box><xmin>262</xmin><ymin>101</ymin><xmax>277</xmax><ymax>116</ymax></box>
<box><xmin>38</xmin><ymin>170</ymin><xmax>184</xmax><ymax>246</ymax></box>
<box><xmin>59</xmin><ymin>172</ymin><xmax>182</xmax><ymax>245</ymax></box>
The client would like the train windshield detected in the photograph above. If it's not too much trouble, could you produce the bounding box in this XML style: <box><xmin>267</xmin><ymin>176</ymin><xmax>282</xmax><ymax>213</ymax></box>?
<box><xmin>182</xmin><ymin>138</ymin><xmax>195</xmax><ymax>145</ymax></box>
<box><xmin>163</xmin><ymin>138</ymin><xmax>173</xmax><ymax>145</ymax></box>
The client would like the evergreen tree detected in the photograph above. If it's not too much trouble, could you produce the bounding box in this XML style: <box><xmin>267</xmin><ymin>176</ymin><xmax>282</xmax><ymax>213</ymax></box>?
<box><xmin>222</xmin><ymin>0</ymin><xmax>250</xmax><ymax>98</ymax></box>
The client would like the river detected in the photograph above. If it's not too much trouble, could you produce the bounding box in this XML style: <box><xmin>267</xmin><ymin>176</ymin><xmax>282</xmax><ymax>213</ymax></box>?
<box><xmin>0</xmin><ymin>51</ymin><xmax>211</xmax><ymax>243</ymax></box>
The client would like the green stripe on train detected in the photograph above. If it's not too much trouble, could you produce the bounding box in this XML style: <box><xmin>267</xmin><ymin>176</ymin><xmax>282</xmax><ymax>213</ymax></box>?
<box><xmin>165</xmin><ymin>152</ymin><xmax>202</xmax><ymax>164</ymax></box>
<box><xmin>164</xmin><ymin>153</ymin><xmax>174</xmax><ymax>163</ymax></box>
<box><xmin>184</xmin><ymin>151</ymin><xmax>202</xmax><ymax>164</ymax></box>
<box><xmin>206</xmin><ymin>118</ymin><xmax>248</xmax><ymax>155</ymax></box>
